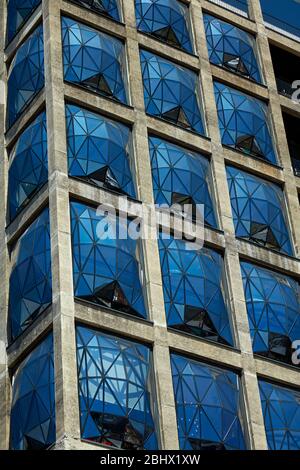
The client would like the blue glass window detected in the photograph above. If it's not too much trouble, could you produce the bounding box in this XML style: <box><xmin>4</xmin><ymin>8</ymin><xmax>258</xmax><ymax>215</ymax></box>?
<box><xmin>62</xmin><ymin>17</ymin><xmax>127</xmax><ymax>104</ymax></box>
<box><xmin>76</xmin><ymin>325</ymin><xmax>159</xmax><ymax>449</ymax></box>
<box><xmin>259</xmin><ymin>379</ymin><xmax>300</xmax><ymax>450</ymax></box>
<box><xmin>214</xmin><ymin>82</ymin><xmax>276</xmax><ymax>163</ymax></box>
<box><xmin>140</xmin><ymin>49</ymin><xmax>205</xmax><ymax>134</ymax></box>
<box><xmin>227</xmin><ymin>166</ymin><xmax>293</xmax><ymax>255</ymax></box>
<box><xmin>260</xmin><ymin>0</ymin><xmax>300</xmax><ymax>39</ymax></box>
<box><xmin>9</xmin><ymin>208</ymin><xmax>52</xmax><ymax>341</ymax></box>
<box><xmin>71</xmin><ymin>201</ymin><xmax>147</xmax><ymax>318</ymax></box>
<box><xmin>68</xmin><ymin>0</ymin><xmax>120</xmax><ymax>21</ymax></box>
<box><xmin>241</xmin><ymin>262</ymin><xmax>300</xmax><ymax>365</ymax></box>
<box><xmin>66</xmin><ymin>104</ymin><xmax>136</xmax><ymax>198</ymax></box>
<box><xmin>8</xmin><ymin>112</ymin><xmax>48</xmax><ymax>221</ymax></box>
<box><xmin>171</xmin><ymin>353</ymin><xmax>247</xmax><ymax>450</ymax></box>
<box><xmin>149</xmin><ymin>136</ymin><xmax>217</xmax><ymax>227</ymax></box>
<box><xmin>159</xmin><ymin>236</ymin><xmax>233</xmax><ymax>345</ymax></box>
<box><xmin>10</xmin><ymin>334</ymin><xmax>55</xmax><ymax>450</ymax></box>
<box><xmin>214</xmin><ymin>0</ymin><xmax>249</xmax><ymax>16</ymax></box>
<box><xmin>135</xmin><ymin>0</ymin><xmax>193</xmax><ymax>53</ymax></box>
<box><xmin>7</xmin><ymin>24</ymin><xmax>44</xmax><ymax>129</ymax></box>
<box><xmin>204</xmin><ymin>14</ymin><xmax>262</xmax><ymax>83</ymax></box>
<box><xmin>6</xmin><ymin>0</ymin><xmax>42</xmax><ymax>44</ymax></box>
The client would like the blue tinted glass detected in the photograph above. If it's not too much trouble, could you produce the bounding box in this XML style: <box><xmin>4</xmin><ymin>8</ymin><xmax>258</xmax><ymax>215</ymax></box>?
<box><xmin>6</xmin><ymin>0</ymin><xmax>42</xmax><ymax>44</ymax></box>
<box><xmin>214</xmin><ymin>82</ymin><xmax>276</xmax><ymax>163</ymax></box>
<box><xmin>241</xmin><ymin>261</ymin><xmax>300</xmax><ymax>365</ymax></box>
<box><xmin>140</xmin><ymin>49</ymin><xmax>205</xmax><ymax>134</ymax></box>
<box><xmin>76</xmin><ymin>325</ymin><xmax>159</xmax><ymax>449</ymax></box>
<box><xmin>7</xmin><ymin>24</ymin><xmax>44</xmax><ymax>129</ymax></box>
<box><xmin>204</xmin><ymin>14</ymin><xmax>262</xmax><ymax>83</ymax></box>
<box><xmin>66</xmin><ymin>104</ymin><xmax>136</xmax><ymax>198</ymax></box>
<box><xmin>62</xmin><ymin>17</ymin><xmax>127</xmax><ymax>104</ymax></box>
<box><xmin>10</xmin><ymin>334</ymin><xmax>55</xmax><ymax>450</ymax></box>
<box><xmin>259</xmin><ymin>379</ymin><xmax>300</xmax><ymax>450</ymax></box>
<box><xmin>227</xmin><ymin>166</ymin><xmax>293</xmax><ymax>255</ymax></box>
<box><xmin>68</xmin><ymin>0</ymin><xmax>120</xmax><ymax>21</ymax></box>
<box><xmin>135</xmin><ymin>0</ymin><xmax>193</xmax><ymax>53</ymax></box>
<box><xmin>8</xmin><ymin>112</ymin><xmax>48</xmax><ymax>221</ymax></box>
<box><xmin>260</xmin><ymin>0</ymin><xmax>300</xmax><ymax>39</ymax></box>
<box><xmin>216</xmin><ymin>0</ymin><xmax>248</xmax><ymax>15</ymax></box>
<box><xmin>149</xmin><ymin>136</ymin><xmax>217</xmax><ymax>227</ymax></box>
<box><xmin>171</xmin><ymin>354</ymin><xmax>246</xmax><ymax>450</ymax></box>
<box><xmin>70</xmin><ymin>201</ymin><xmax>147</xmax><ymax>318</ymax></box>
<box><xmin>159</xmin><ymin>235</ymin><xmax>233</xmax><ymax>345</ymax></box>
<box><xmin>9</xmin><ymin>208</ymin><xmax>52</xmax><ymax>340</ymax></box>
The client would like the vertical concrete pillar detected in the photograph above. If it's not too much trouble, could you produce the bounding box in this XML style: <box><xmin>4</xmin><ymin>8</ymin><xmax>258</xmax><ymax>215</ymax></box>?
<box><xmin>249</xmin><ymin>0</ymin><xmax>300</xmax><ymax>255</ymax></box>
<box><xmin>191</xmin><ymin>1</ymin><xmax>268</xmax><ymax>449</ymax></box>
<box><xmin>43</xmin><ymin>0</ymin><xmax>81</xmax><ymax>449</ymax></box>
<box><xmin>122</xmin><ymin>0</ymin><xmax>179</xmax><ymax>450</ymax></box>
<box><xmin>0</xmin><ymin>0</ymin><xmax>10</xmax><ymax>451</ymax></box>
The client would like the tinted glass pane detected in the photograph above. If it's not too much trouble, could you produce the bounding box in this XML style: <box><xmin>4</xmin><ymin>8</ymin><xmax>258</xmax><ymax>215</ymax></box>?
<box><xmin>76</xmin><ymin>325</ymin><xmax>159</xmax><ymax>449</ymax></box>
<box><xmin>62</xmin><ymin>17</ymin><xmax>127</xmax><ymax>104</ymax></box>
<box><xmin>259</xmin><ymin>379</ymin><xmax>300</xmax><ymax>450</ymax></box>
<box><xmin>135</xmin><ymin>0</ymin><xmax>193</xmax><ymax>53</ymax></box>
<box><xmin>260</xmin><ymin>0</ymin><xmax>300</xmax><ymax>39</ymax></box>
<box><xmin>7</xmin><ymin>24</ymin><xmax>44</xmax><ymax>128</ymax></box>
<box><xmin>70</xmin><ymin>201</ymin><xmax>147</xmax><ymax>318</ymax></box>
<box><xmin>140</xmin><ymin>49</ymin><xmax>205</xmax><ymax>134</ymax></box>
<box><xmin>8</xmin><ymin>111</ymin><xmax>48</xmax><ymax>221</ymax></box>
<box><xmin>66</xmin><ymin>104</ymin><xmax>136</xmax><ymax>197</ymax></box>
<box><xmin>214</xmin><ymin>82</ymin><xmax>276</xmax><ymax>163</ymax></box>
<box><xmin>226</xmin><ymin>166</ymin><xmax>293</xmax><ymax>255</ymax></box>
<box><xmin>149</xmin><ymin>136</ymin><xmax>217</xmax><ymax>227</ymax></box>
<box><xmin>159</xmin><ymin>235</ymin><xmax>233</xmax><ymax>345</ymax></box>
<box><xmin>241</xmin><ymin>261</ymin><xmax>300</xmax><ymax>365</ymax></box>
<box><xmin>6</xmin><ymin>0</ymin><xmax>42</xmax><ymax>44</ymax></box>
<box><xmin>204</xmin><ymin>14</ymin><xmax>262</xmax><ymax>83</ymax></box>
<box><xmin>10</xmin><ymin>334</ymin><xmax>55</xmax><ymax>450</ymax></box>
<box><xmin>171</xmin><ymin>353</ymin><xmax>247</xmax><ymax>450</ymax></box>
<box><xmin>68</xmin><ymin>0</ymin><xmax>120</xmax><ymax>21</ymax></box>
<box><xmin>9</xmin><ymin>208</ymin><xmax>52</xmax><ymax>340</ymax></box>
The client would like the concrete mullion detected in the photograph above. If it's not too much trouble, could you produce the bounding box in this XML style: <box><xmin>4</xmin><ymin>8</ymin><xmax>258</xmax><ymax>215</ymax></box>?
<box><xmin>0</xmin><ymin>0</ymin><xmax>10</xmax><ymax>451</ymax></box>
<box><xmin>122</xmin><ymin>0</ymin><xmax>179</xmax><ymax>450</ymax></box>
<box><xmin>193</xmin><ymin>0</ymin><xmax>268</xmax><ymax>449</ymax></box>
<box><xmin>43</xmin><ymin>0</ymin><xmax>81</xmax><ymax>447</ymax></box>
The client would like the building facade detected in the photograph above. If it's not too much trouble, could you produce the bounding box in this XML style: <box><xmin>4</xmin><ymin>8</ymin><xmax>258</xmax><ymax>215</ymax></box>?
<box><xmin>1</xmin><ymin>0</ymin><xmax>300</xmax><ymax>451</ymax></box>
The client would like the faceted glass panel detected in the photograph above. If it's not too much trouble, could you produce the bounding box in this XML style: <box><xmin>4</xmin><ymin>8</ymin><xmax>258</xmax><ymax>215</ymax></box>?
<box><xmin>62</xmin><ymin>17</ymin><xmax>127</xmax><ymax>104</ymax></box>
<box><xmin>66</xmin><ymin>104</ymin><xmax>136</xmax><ymax>198</ymax></box>
<box><xmin>9</xmin><ymin>208</ymin><xmax>52</xmax><ymax>341</ymax></box>
<box><xmin>68</xmin><ymin>0</ymin><xmax>120</xmax><ymax>21</ymax></box>
<box><xmin>8</xmin><ymin>111</ymin><xmax>48</xmax><ymax>221</ymax></box>
<box><xmin>76</xmin><ymin>325</ymin><xmax>159</xmax><ymax>449</ymax></box>
<box><xmin>149</xmin><ymin>136</ymin><xmax>217</xmax><ymax>227</ymax></box>
<box><xmin>6</xmin><ymin>0</ymin><xmax>42</xmax><ymax>44</ymax></box>
<box><xmin>10</xmin><ymin>334</ymin><xmax>55</xmax><ymax>450</ymax></box>
<box><xmin>159</xmin><ymin>235</ymin><xmax>233</xmax><ymax>345</ymax></box>
<box><xmin>241</xmin><ymin>261</ymin><xmax>300</xmax><ymax>365</ymax></box>
<box><xmin>259</xmin><ymin>379</ymin><xmax>300</xmax><ymax>450</ymax></box>
<box><xmin>204</xmin><ymin>14</ymin><xmax>262</xmax><ymax>83</ymax></box>
<box><xmin>7</xmin><ymin>24</ymin><xmax>44</xmax><ymax>129</ymax></box>
<box><xmin>214</xmin><ymin>82</ymin><xmax>276</xmax><ymax>164</ymax></box>
<box><xmin>171</xmin><ymin>354</ymin><xmax>247</xmax><ymax>450</ymax></box>
<box><xmin>140</xmin><ymin>49</ymin><xmax>205</xmax><ymax>134</ymax></box>
<box><xmin>135</xmin><ymin>0</ymin><xmax>193</xmax><ymax>53</ymax></box>
<box><xmin>71</xmin><ymin>201</ymin><xmax>147</xmax><ymax>318</ymax></box>
<box><xmin>226</xmin><ymin>166</ymin><xmax>293</xmax><ymax>256</ymax></box>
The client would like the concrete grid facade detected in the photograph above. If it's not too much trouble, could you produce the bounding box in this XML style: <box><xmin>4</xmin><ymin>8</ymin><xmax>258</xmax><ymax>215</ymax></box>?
<box><xmin>1</xmin><ymin>0</ymin><xmax>300</xmax><ymax>451</ymax></box>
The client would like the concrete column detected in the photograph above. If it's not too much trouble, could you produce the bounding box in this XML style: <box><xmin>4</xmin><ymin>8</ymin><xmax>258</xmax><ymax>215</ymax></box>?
<box><xmin>191</xmin><ymin>1</ymin><xmax>268</xmax><ymax>449</ymax></box>
<box><xmin>122</xmin><ymin>0</ymin><xmax>180</xmax><ymax>450</ymax></box>
<box><xmin>249</xmin><ymin>0</ymin><xmax>300</xmax><ymax>256</ymax></box>
<box><xmin>0</xmin><ymin>0</ymin><xmax>10</xmax><ymax>451</ymax></box>
<box><xmin>43</xmin><ymin>0</ymin><xmax>81</xmax><ymax>449</ymax></box>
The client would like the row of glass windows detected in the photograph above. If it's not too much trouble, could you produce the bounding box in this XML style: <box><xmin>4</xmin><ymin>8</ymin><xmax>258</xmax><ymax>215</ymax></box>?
<box><xmin>8</xmin><ymin>200</ymin><xmax>300</xmax><ymax>369</ymax></box>
<box><xmin>7</xmin><ymin>11</ymin><xmax>270</xmax><ymax>149</ymax></box>
<box><xmin>10</xmin><ymin>326</ymin><xmax>300</xmax><ymax>450</ymax></box>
